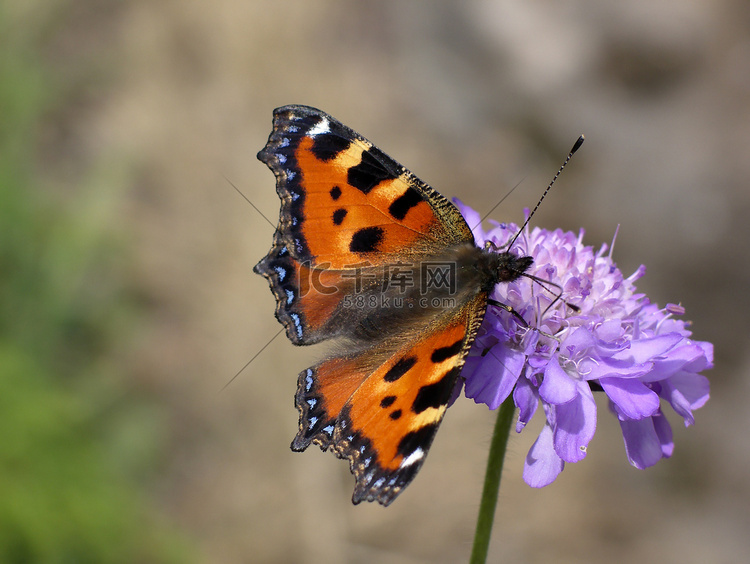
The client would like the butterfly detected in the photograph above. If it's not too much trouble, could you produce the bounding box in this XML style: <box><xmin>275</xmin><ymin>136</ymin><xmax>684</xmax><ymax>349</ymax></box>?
<box><xmin>255</xmin><ymin>105</ymin><xmax>533</xmax><ymax>505</ymax></box>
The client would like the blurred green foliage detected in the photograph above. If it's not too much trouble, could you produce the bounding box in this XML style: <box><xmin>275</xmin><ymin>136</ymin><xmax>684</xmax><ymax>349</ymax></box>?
<box><xmin>0</xmin><ymin>4</ymin><xmax>192</xmax><ymax>563</ymax></box>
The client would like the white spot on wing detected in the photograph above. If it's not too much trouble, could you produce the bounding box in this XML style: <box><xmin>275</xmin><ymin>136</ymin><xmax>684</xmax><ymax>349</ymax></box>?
<box><xmin>400</xmin><ymin>447</ymin><xmax>424</xmax><ymax>468</ymax></box>
<box><xmin>308</xmin><ymin>118</ymin><xmax>330</xmax><ymax>137</ymax></box>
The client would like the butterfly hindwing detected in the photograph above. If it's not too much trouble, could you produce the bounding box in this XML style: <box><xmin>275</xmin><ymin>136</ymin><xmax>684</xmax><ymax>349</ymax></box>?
<box><xmin>292</xmin><ymin>293</ymin><xmax>488</xmax><ymax>506</ymax></box>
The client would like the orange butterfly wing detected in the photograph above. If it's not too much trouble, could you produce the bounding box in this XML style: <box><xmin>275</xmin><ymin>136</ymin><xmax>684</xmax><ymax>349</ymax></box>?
<box><xmin>255</xmin><ymin>105</ymin><xmax>489</xmax><ymax>505</ymax></box>
<box><xmin>292</xmin><ymin>297</ymin><xmax>486</xmax><ymax>505</ymax></box>
<box><xmin>254</xmin><ymin>105</ymin><xmax>473</xmax><ymax>345</ymax></box>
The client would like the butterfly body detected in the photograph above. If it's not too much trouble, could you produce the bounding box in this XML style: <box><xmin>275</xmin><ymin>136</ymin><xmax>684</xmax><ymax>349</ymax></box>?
<box><xmin>255</xmin><ymin>105</ymin><xmax>532</xmax><ymax>505</ymax></box>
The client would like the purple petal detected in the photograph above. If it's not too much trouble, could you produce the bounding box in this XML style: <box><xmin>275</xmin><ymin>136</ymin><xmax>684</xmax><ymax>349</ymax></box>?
<box><xmin>595</xmin><ymin>318</ymin><xmax>625</xmax><ymax>342</ymax></box>
<box><xmin>464</xmin><ymin>344</ymin><xmax>524</xmax><ymax>409</ymax></box>
<box><xmin>659</xmin><ymin>373</ymin><xmax>710</xmax><ymax>426</ymax></box>
<box><xmin>640</xmin><ymin>342</ymin><xmax>707</xmax><ymax>382</ymax></box>
<box><xmin>539</xmin><ymin>356</ymin><xmax>577</xmax><ymax>405</ymax></box>
<box><xmin>611</xmin><ymin>333</ymin><xmax>683</xmax><ymax>364</ymax></box>
<box><xmin>619</xmin><ymin>416</ymin><xmax>664</xmax><ymax>469</ymax></box>
<box><xmin>524</xmin><ymin>424</ymin><xmax>564</xmax><ymax>487</ymax></box>
<box><xmin>586</xmin><ymin>360</ymin><xmax>652</xmax><ymax>381</ymax></box>
<box><xmin>561</xmin><ymin>326</ymin><xmax>597</xmax><ymax>355</ymax></box>
<box><xmin>685</xmin><ymin>341</ymin><xmax>714</xmax><ymax>372</ymax></box>
<box><xmin>513</xmin><ymin>376</ymin><xmax>538</xmax><ymax>431</ymax></box>
<box><xmin>653</xmin><ymin>411</ymin><xmax>674</xmax><ymax>458</ymax></box>
<box><xmin>600</xmin><ymin>377</ymin><xmax>660</xmax><ymax>420</ymax></box>
<box><xmin>553</xmin><ymin>382</ymin><xmax>597</xmax><ymax>463</ymax></box>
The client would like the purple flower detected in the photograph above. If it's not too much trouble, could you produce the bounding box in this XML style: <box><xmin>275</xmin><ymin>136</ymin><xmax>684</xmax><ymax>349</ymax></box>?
<box><xmin>454</xmin><ymin>199</ymin><xmax>713</xmax><ymax>487</ymax></box>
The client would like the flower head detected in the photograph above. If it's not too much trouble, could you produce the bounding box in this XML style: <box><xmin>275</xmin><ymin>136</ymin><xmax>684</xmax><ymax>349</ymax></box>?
<box><xmin>455</xmin><ymin>199</ymin><xmax>713</xmax><ymax>487</ymax></box>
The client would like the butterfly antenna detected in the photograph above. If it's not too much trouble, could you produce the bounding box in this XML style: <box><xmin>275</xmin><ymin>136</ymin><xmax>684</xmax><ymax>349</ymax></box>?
<box><xmin>505</xmin><ymin>135</ymin><xmax>584</xmax><ymax>250</ymax></box>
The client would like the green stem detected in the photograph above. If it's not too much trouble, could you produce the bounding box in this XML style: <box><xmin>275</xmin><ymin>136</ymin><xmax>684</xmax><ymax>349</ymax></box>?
<box><xmin>469</xmin><ymin>396</ymin><xmax>516</xmax><ymax>564</ymax></box>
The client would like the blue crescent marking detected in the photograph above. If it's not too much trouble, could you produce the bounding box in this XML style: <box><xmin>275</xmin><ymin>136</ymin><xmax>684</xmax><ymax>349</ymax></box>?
<box><xmin>290</xmin><ymin>313</ymin><xmax>303</xmax><ymax>338</ymax></box>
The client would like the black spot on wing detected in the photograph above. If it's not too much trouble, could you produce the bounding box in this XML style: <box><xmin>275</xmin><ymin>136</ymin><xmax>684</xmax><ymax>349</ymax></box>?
<box><xmin>330</xmin><ymin>186</ymin><xmax>342</xmax><ymax>200</ymax></box>
<box><xmin>332</xmin><ymin>208</ymin><xmax>347</xmax><ymax>225</ymax></box>
<box><xmin>389</xmin><ymin>409</ymin><xmax>402</xmax><ymax>420</ymax></box>
<box><xmin>397</xmin><ymin>423</ymin><xmax>439</xmax><ymax>457</ymax></box>
<box><xmin>384</xmin><ymin>356</ymin><xmax>417</xmax><ymax>382</ymax></box>
<box><xmin>411</xmin><ymin>367</ymin><xmax>460</xmax><ymax>414</ymax></box>
<box><xmin>311</xmin><ymin>133</ymin><xmax>351</xmax><ymax>162</ymax></box>
<box><xmin>380</xmin><ymin>396</ymin><xmax>397</xmax><ymax>408</ymax></box>
<box><xmin>388</xmin><ymin>187</ymin><xmax>423</xmax><ymax>220</ymax></box>
<box><xmin>350</xmin><ymin>226</ymin><xmax>384</xmax><ymax>253</ymax></box>
<box><xmin>431</xmin><ymin>338</ymin><xmax>464</xmax><ymax>363</ymax></box>
<box><xmin>347</xmin><ymin>148</ymin><xmax>397</xmax><ymax>194</ymax></box>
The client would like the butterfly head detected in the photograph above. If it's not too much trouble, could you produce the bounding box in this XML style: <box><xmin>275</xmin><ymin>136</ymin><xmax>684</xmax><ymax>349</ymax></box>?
<box><xmin>482</xmin><ymin>240</ymin><xmax>534</xmax><ymax>285</ymax></box>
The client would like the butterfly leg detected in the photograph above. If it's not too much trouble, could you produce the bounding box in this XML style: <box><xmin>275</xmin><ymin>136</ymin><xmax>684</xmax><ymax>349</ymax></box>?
<box><xmin>486</xmin><ymin>298</ymin><xmax>528</xmax><ymax>327</ymax></box>
<box><xmin>486</xmin><ymin>298</ymin><xmax>562</xmax><ymax>348</ymax></box>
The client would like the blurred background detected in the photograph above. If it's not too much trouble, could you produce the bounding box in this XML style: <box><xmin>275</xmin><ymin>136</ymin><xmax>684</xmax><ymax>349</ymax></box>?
<box><xmin>2</xmin><ymin>1</ymin><xmax>748</xmax><ymax>562</ymax></box>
